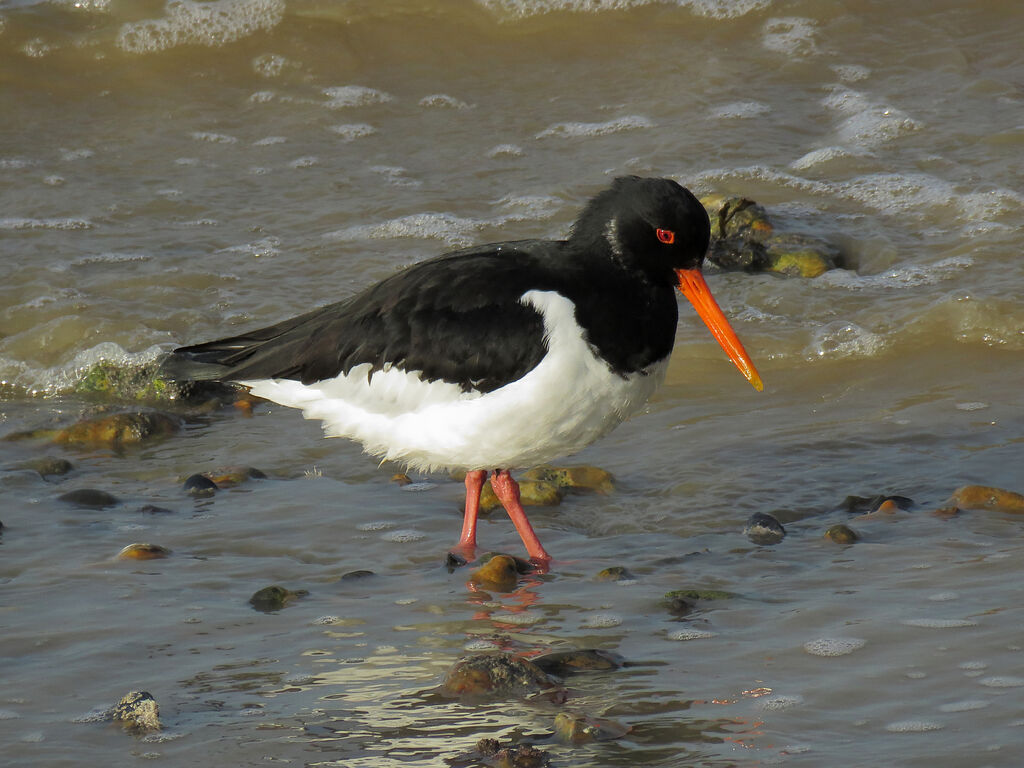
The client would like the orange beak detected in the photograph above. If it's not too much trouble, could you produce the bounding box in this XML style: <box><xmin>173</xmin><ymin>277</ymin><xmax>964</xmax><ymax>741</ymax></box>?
<box><xmin>676</xmin><ymin>268</ymin><xmax>763</xmax><ymax>392</ymax></box>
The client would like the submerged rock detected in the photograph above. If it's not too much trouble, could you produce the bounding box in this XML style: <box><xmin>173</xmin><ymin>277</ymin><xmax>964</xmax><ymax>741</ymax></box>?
<box><xmin>951</xmin><ymin>485</ymin><xmax>1024</xmax><ymax>514</ymax></box>
<box><xmin>117</xmin><ymin>542</ymin><xmax>172</xmax><ymax>560</ymax></box>
<box><xmin>824</xmin><ymin>524</ymin><xmax>859</xmax><ymax>545</ymax></box>
<box><xmin>479</xmin><ymin>479</ymin><xmax>563</xmax><ymax>513</ymax></box>
<box><xmin>112</xmin><ymin>690</ymin><xmax>161</xmax><ymax>733</ymax></box>
<box><xmin>249</xmin><ymin>585</ymin><xmax>309</xmax><ymax>613</ymax></box>
<box><xmin>595</xmin><ymin>565</ymin><xmax>635</xmax><ymax>582</ymax></box>
<box><xmin>532</xmin><ymin>649</ymin><xmax>624</xmax><ymax>676</ymax></box>
<box><xmin>520</xmin><ymin>465</ymin><xmax>615</xmax><ymax>494</ymax></box>
<box><xmin>474</xmin><ymin>738</ymin><xmax>550</xmax><ymax>768</ymax></box>
<box><xmin>201</xmin><ymin>465</ymin><xmax>267</xmax><ymax>488</ymax></box>
<box><xmin>21</xmin><ymin>456</ymin><xmax>74</xmax><ymax>478</ymax></box>
<box><xmin>73</xmin><ymin>358</ymin><xmax>237</xmax><ymax>405</ymax></box>
<box><xmin>743</xmin><ymin>512</ymin><xmax>786</xmax><ymax>545</ymax></box>
<box><xmin>469</xmin><ymin>554</ymin><xmax>522</xmax><ymax>593</ymax></box>
<box><xmin>58</xmin><ymin>488</ymin><xmax>120</xmax><ymax>508</ymax></box>
<box><xmin>440</xmin><ymin>653</ymin><xmax>558</xmax><ymax>701</ymax></box>
<box><xmin>182</xmin><ymin>474</ymin><xmax>218</xmax><ymax>497</ymax></box>
<box><xmin>553</xmin><ymin>711</ymin><xmax>630</xmax><ymax>744</ymax></box>
<box><xmin>664</xmin><ymin>588</ymin><xmax>737</xmax><ymax>602</ymax></box>
<box><xmin>54</xmin><ymin>411</ymin><xmax>181</xmax><ymax>449</ymax></box>
<box><xmin>839</xmin><ymin>494</ymin><xmax>914</xmax><ymax>515</ymax></box>
<box><xmin>701</xmin><ymin>194</ymin><xmax>840</xmax><ymax>276</ymax></box>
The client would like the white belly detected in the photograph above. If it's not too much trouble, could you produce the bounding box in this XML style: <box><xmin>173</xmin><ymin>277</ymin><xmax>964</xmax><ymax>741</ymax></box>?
<box><xmin>241</xmin><ymin>290</ymin><xmax>668</xmax><ymax>473</ymax></box>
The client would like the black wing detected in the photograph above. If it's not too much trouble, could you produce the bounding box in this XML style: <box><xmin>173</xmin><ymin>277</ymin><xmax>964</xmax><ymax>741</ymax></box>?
<box><xmin>162</xmin><ymin>241</ymin><xmax>560</xmax><ymax>393</ymax></box>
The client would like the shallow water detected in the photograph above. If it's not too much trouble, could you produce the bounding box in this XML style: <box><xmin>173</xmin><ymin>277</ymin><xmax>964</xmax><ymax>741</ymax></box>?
<box><xmin>2</xmin><ymin>1</ymin><xmax>1024</xmax><ymax>765</ymax></box>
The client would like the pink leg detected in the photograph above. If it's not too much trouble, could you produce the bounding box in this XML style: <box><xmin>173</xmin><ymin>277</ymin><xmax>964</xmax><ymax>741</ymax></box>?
<box><xmin>451</xmin><ymin>470</ymin><xmax>487</xmax><ymax>562</ymax></box>
<box><xmin>490</xmin><ymin>469</ymin><xmax>552</xmax><ymax>570</ymax></box>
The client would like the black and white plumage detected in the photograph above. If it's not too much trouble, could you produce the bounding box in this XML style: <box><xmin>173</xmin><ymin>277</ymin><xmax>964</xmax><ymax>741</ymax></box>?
<box><xmin>163</xmin><ymin>176</ymin><xmax>762</xmax><ymax>569</ymax></box>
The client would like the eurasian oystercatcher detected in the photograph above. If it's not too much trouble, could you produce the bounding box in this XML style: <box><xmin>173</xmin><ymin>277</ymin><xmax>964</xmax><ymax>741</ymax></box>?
<box><xmin>163</xmin><ymin>176</ymin><xmax>762</xmax><ymax>570</ymax></box>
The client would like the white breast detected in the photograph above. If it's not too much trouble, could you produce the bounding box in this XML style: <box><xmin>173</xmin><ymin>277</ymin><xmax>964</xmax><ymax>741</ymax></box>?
<box><xmin>241</xmin><ymin>290</ymin><xmax>668</xmax><ymax>473</ymax></box>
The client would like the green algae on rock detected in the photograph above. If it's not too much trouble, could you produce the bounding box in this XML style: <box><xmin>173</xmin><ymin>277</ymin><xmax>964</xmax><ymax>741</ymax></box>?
<box><xmin>440</xmin><ymin>653</ymin><xmax>559</xmax><ymax>701</ymax></box>
<box><xmin>53</xmin><ymin>411</ymin><xmax>182</xmax><ymax>449</ymax></box>
<box><xmin>824</xmin><ymin>524</ymin><xmax>860</xmax><ymax>545</ymax></box>
<box><xmin>249</xmin><ymin>585</ymin><xmax>309</xmax><ymax>613</ymax></box>
<box><xmin>595</xmin><ymin>565</ymin><xmax>635</xmax><ymax>582</ymax></box>
<box><xmin>532</xmin><ymin>649</ymin><xmax>624</xmax><ymax>676</ymax></box>
<box><xmin>478</xmin><ymin>478</ymin><xmax>563</xmax><ymax>513</ymax></box>
<box><xmin>553</xmin><ymin>711</ymin><xmax>630</xmax><ymax>744</ymax></box>
<box><xmin>950</xmin><ymin>485</ymin><xmax>1024</xmax><ymax>514</ymax></box>
<box><xmin>112</xmin><ymin>690</ymin><xmax>161</xmax><ymax>734</ymax></box>
<box><xmin>520</xmin><ymin>465</ymin><xmax>615</xmax><ymax>494</ymax></box>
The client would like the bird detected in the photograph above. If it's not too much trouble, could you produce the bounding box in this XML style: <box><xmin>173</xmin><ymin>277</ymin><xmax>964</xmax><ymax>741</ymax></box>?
<box><xmin>161</xmin><ymin>176</ymin><xmax>762</xmax><ymax>571</ymax></box>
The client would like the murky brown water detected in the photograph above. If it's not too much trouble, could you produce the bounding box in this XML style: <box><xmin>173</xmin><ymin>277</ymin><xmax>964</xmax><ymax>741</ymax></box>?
<box><xmin>2</xmin><ymin>1</ymin><xmax>1024</xmax><ymax>765</ymax></box>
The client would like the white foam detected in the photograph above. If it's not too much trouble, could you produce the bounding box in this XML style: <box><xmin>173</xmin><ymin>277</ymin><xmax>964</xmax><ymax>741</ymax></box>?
<box><xmin>807</xmin><ymin>322</ymin><xmax>885</xmax><ymax>360</ymax></box>
<box><xmin>885</xmin><ymin>720</ymin><xmax>943</xmax><ymax>733</ymax></box>
<box><xmin>710</xmin><ymin>100</ymin><xmax>771</xmax><ymax>119</ymax></box>
<box><xmin>823</xmin><ymin>86</ymin><xmax>921</xmax><ymax>149</ymax></box>
<box><xmin>329</xmin><ymin>123</ymin><xmax>377</xmax><ymax>141</ymax></box>
<box><xmin>486</xmin><ymin>143</ymin><xmax>525</xmax><ymax>157</ymax></box>
<box><xmin>117</xmin><ymin>0</ymin><xmax>285</xmax><ymax>54</ymax></box>
<box><xmin>901</xmin><ymin>618</ymin><xmax>977</xmax><ymax>629</ymax></box>
<box><xmin>817</xmin><ymin>255</ymin><xmax>973</xmax><ymax>290</ymax></box>
<box><xmin>323</xmin><ymin>85</ymin><xmax>394</xmax><ymax>109</ymax></box>
<box><xmin>831</xmin><ymin>64</ymin><xmax>871</xmax><ymax>82</ymax></box>
<box><xmin>477</xmin><ymin>0</ymin><xmax>771</xmax><ymax>20</ymax></box>
<box><xmin>0</xmin><ymin>217</ymin><xmax>92</xmax><ymax>230</ymax></box>
<box><xmin>979</xmin><ymin>676</ymin><xmax>1024</xmax><ymax>688</ymax></box>
<box><xmin>760</xmin><ymin>695</ymin><xmax>804</xmax><ymax>711</ymax></box>
<box><xmin>326</xmin><ymin>212</ymin><xmax>482</xmax><ymax>248</ymax></box>
<box><xmin>418</xmin><ymin>94</ymin><xmax>472</xmax><ymax>109</ymax></box>
<box><xmin>289</xmin><ymin>156</ymin><xmax>318</xmax><ymax>168</ymax></box>
<box><xmin>803</xmin><ymin>637</ymin><xmax>866</xmax><ymax>656</ymax></box>
<box><xmin>536</xmin><ymin>115</ymin><xmax>654</xmax><ymax>139</ymax></box>
<box><xmin>790</xmin><ymin>146</ymin><xmax>857</xmax><ymax>170</ymax></box>
<box><xmin>938</xmin><ymin>700</ymin><xmax>989</xmax><ymax>713</ymax></box>
<box><xmin>762</xmin><ymin>17</ymin><xmax>818</xmax><ymax>57</ymax></box>
<box><xmin>369</xmin><ymin>165</ymin><xmax>421</xmax><ymax>187</ymax></box>
<box><xmin>581</xmin><ymin>613</ymin><xmax>623</xmax><ymax>629</ymax></box>
<box><xmin>493</xmin><ymin>194</ymin><xmax>563</xmax><ymax>223</ymax></box>
<box><xmin>191</xmin><ymin>131</ymin><xmax>238</xmax><ymax>144</ymax></box>
<box><xmin>668</xmin><ymin>628</ymin><xmax>717</xmax><ymax>641</ymax></box>
<box><xmin>253</xmin><ymin>136</ymin><xmax>287</xmax><ymax>145</ymax></box>
<box><xmin>252</xmin><ymin>53</ymin><xmax>290</xmax><ymax>77</ymax></box>
<box><xmin>381</xmin><ymin>529</ymin><xmax>426</xmax><ymax>543</ymax></box>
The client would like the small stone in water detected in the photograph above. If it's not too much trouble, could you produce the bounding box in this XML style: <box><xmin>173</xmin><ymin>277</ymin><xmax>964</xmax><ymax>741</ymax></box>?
<box><xmin>202</xmin><ymin>466</ymin><xmax>266</xmax><ymax>488</ymax></box>
<box><xmin>595</xmin><ymin>565</ymin><xmax>635</xmax><ymax>581</ymax></box>
<box><xmin>839</xmin><ymin>494</ymin><xmax>914</xmax><ymax>514</ymax></box>
<box><xmin>22</xmin><ymin>456</ymin><xmax>74</xmax><ymax>477</ymax></box>
<box><xmin>340</xmin><ymin>569</ymin><xmax>375</xmax><ymax>581</ymax></box>
<box><xmin>249</xmin><ymin>585</ymin><xmax>309</xmax><ymax>613</ymax></box>
<box><xmin>54</xmin><ymin>412</ymin><xmax>181</xmax><ymax>449</ymax></box>
<box><xmin>117</xmin><ymin>542</ymin><xmax>171</xmax><ymax>560</ymax></box>
<box><xmin>743</xmin><ymin>512</ymin><xmax>786</xmax><ymax>544</ymax></box>
<box><xmin>136</xmin><ymin>505</ymin><xmax>174</xmax><ymax>515</ymax></box>
<box><xmin>112</xmin><ymin>690</ymin><xmax>161</xmax><ymax>733</ymax></box>
<box><xmin>664</xmin><ymin>588</ymin><xmax>737</xmax><ymax>602</ymax></box>
<box><xmin>520</xmin><ymin>465</ymin><xmax>615</xmax><ymax>494</ymax></box>
<box><xmin>391</xmin><ymin>473</ymin><xmax>412</xmax><ymax>486</ymax></box>
<box><xmin>824</xmin><ymin>524</ymin><xmax>859</xmax><ymax>544</ymax></box>
<box><xmin>469</xmin><ymin>554</ymin><xmax>521</xmax><ymax>593</ymax></box>
<box><xmin>553</xmin><ymin>711</ymin><xmax>629</xmax><ymax>744</ymax></box>
<box><xmin>183</xmin><ymin>473</ymin><xmax>218</xmax><ymax>497</ymax></box>
<box><xmin>479</xmin><ymin>479</ymin><xmax>563</xmax><ymax>513</ymax></box>
<box><xmin>58</xmin><ymin>488</ymin><xmax>120</xmax><ymax>508</ymax></box>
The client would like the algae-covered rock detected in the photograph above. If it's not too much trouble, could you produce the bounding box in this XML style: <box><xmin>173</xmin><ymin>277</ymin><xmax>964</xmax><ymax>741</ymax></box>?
<box><xmin>73</xmin><ymin>358</ymin><xmax>237</xmax><ymax>405</ymax></box>
<box><xmin>112</xmin><ymin>690</ymin><xmax>161</xmax><ymax>734</ymax></box>
<box><xmin>479</xmin><ymin>479</ymin><xmax>563</xmax><ymax>513</ymax></box>
<box><xmin>595</xmin><ymin>565</ymin><xmax>635</xmax><ymax>582</ymax></box>
<box><xmin>249</xmin><ymin>585</ymin><xmax>309</xmax><ymax>613</ymax></box>
<box><xmin>664</xmin><ymin>588</ymin><xmax>737</xmax><ymax>602</ymax></box>
<box><xmin>117</xmin><ymin>542</ymin><xmax>172</xmax><ymax>560</ymax></box>
<box><xmin>440</xmin><ymin>654</ymin><xmax>558</xmax><ymax>701</ymax></box>
<box><xmin>474</xmin><ymin>738</ymin><xmax>550</xmax><ymax>768</ymax></box>
<box><xmin>54</xmin><ymin>411</ymin><xmax>181</xmax><ymax>449</ymax></box>
<box><xmin>553</xmin><ymin>711</ymin><xmax>630</xmax><ymax>744</ymax></box>
<box><xmin>202</xmin><ymin>465</ymin><xmax>267</xmax><ymax>488</ymax></box>
<box><xmin>824</xmin><ymin>524</ymin><xmax>859</xmax><ymax>544</ymax></box>
<box><xmin>700</xmin><ymin>194</ymin><xmax>840</xmax><ymax>276</ymax></box>
<box><xmin>21</xmin><ymin>456</ymin><xmax>74</xmax><ymax>478</ymax></box>
<box><xmin>951</xmin><ymin>485</ymin><xmax>1024</xmax><ymax>514</ymax></box>
<box><xmin>520</xmin><ymin>465</ymin><xmax>614</xmax><ymax>494</ymax></box>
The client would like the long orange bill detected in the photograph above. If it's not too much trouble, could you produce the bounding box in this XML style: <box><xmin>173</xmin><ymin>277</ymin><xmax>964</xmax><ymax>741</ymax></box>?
<box><xmin>676</xmin><ymin>268</ymin><xmax>763</xmax><ymax>392</ymax></box>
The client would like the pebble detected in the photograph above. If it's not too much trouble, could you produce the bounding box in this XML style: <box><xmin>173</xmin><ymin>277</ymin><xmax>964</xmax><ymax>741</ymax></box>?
<box><xmin>595</xmin><ymin>565</ymin><xmax>635</xmax><ymax>582</ymax></box>
<box><xmin>21</xmin><ymin>456</ymin><xmax>74</xmax><ymax>477</ymax></box>
<box><xmin>117</xmin><ymin>543</ymin><xmax>171</xmax><ymax>560</ymax></box>
<box><xmin>824</xmin><ymin>524</ymin><xmax>859</xmax><ymax>544</ymax></box>
<box><xmin>182</xmin><ymin>473</ymin><xmax>218</xmax><ymax>497</ymax></box>
<box><xmin>469</xmin><ymin>554</ymin><xmax>522</xmax><ymax>593</ymax></box>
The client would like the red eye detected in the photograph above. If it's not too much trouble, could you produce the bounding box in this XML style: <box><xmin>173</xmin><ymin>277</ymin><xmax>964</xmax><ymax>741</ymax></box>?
<box><xmin>656</xmin><ymin>228</ymin><xmax>675</xmax><ymax>244</ymax></box>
